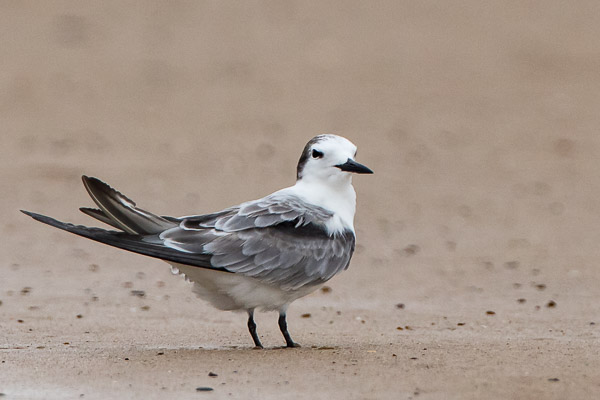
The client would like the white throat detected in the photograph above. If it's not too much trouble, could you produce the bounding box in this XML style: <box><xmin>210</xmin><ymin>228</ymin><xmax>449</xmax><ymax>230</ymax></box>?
<box><xmin>286</xmin><ymin>176</ymin><xmax>357</xmax><ymax>234</ymax></box>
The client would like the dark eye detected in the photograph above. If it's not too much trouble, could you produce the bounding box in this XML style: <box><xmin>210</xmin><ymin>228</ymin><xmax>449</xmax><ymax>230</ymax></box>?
<box><xmin>312</xmin><ymin>149</ymin><xmax>324</xmax><ymax>159</ymax></box>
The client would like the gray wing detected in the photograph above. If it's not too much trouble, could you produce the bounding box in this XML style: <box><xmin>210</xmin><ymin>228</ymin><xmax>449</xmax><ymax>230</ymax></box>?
<box><xmin>162</xmin><ymin>194</ymin><xmax>356</xmax><ymax>290</ymax></box>
<box><xmin>23</xmin><ymin>193</ymin><xmax>356</xmax><ymax>291</ymax></box>
<box><xmin>179</xmin><ymin>194</ymin><xmax>334</xmax><ymax>231</ymax></box>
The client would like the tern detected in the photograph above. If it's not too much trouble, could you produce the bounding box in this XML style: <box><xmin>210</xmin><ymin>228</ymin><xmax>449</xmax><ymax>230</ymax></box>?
<box><xmin>22</xmin><ymin>134</ymin><xmax>373</xmax><ymax>348</ymax></box>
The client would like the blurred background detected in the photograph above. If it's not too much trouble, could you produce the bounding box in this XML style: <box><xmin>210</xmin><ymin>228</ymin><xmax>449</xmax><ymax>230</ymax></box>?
<box><xmin>3</xmin><ymin>0</ymin><xmax>600</xmax><ymax>297</ymax></box>
<box><xmin>2</xmin><ymin>1</ymin><xmax>600</xmax><ymax>398</ymax></box>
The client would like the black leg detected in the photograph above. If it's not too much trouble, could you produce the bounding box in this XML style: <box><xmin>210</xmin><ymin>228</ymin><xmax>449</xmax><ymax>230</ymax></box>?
<box><xmin>278</xmin><ymin>312</ymin><xmax>300</xmax><ymax>348</ymax></box>
<box><xmin>247</xmin><ymin>309</ymin><xmax>263</xmax><ymax>348</ymax></box>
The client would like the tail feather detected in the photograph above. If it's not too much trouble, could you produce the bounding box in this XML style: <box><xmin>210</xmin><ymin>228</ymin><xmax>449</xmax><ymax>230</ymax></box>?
<box><xmin>79</xmin><ymin>207</ymin><xmax>123</xmax><ymax>230</ymax></box>
<box><xmin>81</xmin><ymin>176</ymin><xmax>175</xmax><ymax>234</ymax></box>
<box><xmin>20</xmin><ymin>210</ymin><xmax>218</xmax><ymax>270</ymax></box>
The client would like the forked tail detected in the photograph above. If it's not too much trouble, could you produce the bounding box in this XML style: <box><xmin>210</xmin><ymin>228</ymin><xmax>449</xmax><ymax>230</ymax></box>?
<box><xmin>79</xmin><ymin>176</ymin><xmax>175</xmax><ymax>234</ymax></box>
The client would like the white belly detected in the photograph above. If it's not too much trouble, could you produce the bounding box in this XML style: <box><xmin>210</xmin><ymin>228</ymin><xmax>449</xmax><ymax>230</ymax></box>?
<box><xmin>170</xmin><ymin>263</ymin><xmax>320</xmax><ymax>312</ymax></box>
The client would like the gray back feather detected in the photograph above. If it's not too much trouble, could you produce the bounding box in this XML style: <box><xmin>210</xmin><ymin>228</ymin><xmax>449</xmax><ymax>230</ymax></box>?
<box><xmin>162</xmin><ymin>194</ymin><xmax>355</xmax><ymax>290</ymax></box>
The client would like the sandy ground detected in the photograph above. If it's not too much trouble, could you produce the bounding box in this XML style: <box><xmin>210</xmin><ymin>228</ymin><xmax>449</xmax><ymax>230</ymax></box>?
<box><xmin>2</xmin><ymin>1</ymin><xmax>600</xmax><ymax>399</ymax></box>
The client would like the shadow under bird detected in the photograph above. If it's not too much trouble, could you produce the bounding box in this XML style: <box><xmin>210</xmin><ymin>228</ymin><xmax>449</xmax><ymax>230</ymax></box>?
<box><xmin>22</xmin><ymin>134</ymin><xmax>373</xmax><ymax>348</ymax></box>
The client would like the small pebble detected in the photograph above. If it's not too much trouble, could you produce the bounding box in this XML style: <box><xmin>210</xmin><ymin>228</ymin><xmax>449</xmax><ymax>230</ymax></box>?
<box><xmin>396</xmin><ymin>326</ymin><xmax>403</xmax><ymax>331</ymax></box>
<box><xmin>140</xmin><ymin>305</ymin><xmax>150</xmax><ymax>311</ymax></box>
<box><xmin>548</xmin><ymin>378</ymin><xmax>559</xmax><ymax>382</ymax></box>
<box><xmin>321</xmin><ymin>286</ymin><xmax>332</xmax><ymax>293</ymax></box>
<box><xmin>21</xmin><ymin>287</ymin><xmax>32</xmax><ymax>295</ymax></box>
<box><xmin>395</xmin><ymin>303</ymin><xmax>405</xmax><ymax>309</ymax></box>
<box><xmin>535</xmin><ymin>284</ymin><xmax>547</xmax><ymax>291</ymax></box>
<box><xmin>517</xmin><ymin>298</ymin><xmax>527</xmax><ymax>304</ymax></box>
<box><xmin>76</xmin><ymin>314</ymin><xmax>83</xmax><ymax>319</ymax></box>
<box><xmin>301</xmin><ymin>313</ymin><xmax>311</xmax><ymax>318</ymax></box>
<box><xmin>17</xmin><ymin>319</ymin><xmax>24</xmax><ymax>323</ymax></box>
<box><xmin>130</xmin><ymin>290</ymin><xmax>145</xmax><ymax>298</ymax></box>
<box><xmin>208</xmin><ymin>372</ymin><xmax>218</xmax><ymax>377</ymax></box>
<box><xmin>196</xmin><ymin>387</ymin><xmax>213</xmax><ymax>392</ymax></box>
<box><xmin>546</xmin><ymin>300</ymin><xmax>557</xmax><ymax>308</ymax></box>
<box><xmin>486</xmin><ymin>311</ymin><xmax>496</xmax><ymax>315</ymax></box>
<box><xmin>457</xmin><ymin>322</ymin><xmax>465</xmax><ymax>326</ymax></box>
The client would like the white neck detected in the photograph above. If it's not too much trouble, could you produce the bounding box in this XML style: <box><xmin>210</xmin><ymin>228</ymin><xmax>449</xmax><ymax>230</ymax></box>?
<box><xmin>286</xmin><ymin>176</ymin><xmax>357</xmax><ymax>234</ymax></box>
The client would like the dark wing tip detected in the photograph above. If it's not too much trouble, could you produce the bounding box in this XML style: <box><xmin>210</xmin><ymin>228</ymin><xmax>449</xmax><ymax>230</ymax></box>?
<box><xmin>81</xmin><ymin>175</ymin><xmax>103</xmax><ymax>190</ymax></box>
<box><xmin>79</xmin><ymin>206</ymin><xmax>99</xmax><ymax>214</ymax></box>
<box><xmin>82</xmin><ymin>175</ymin><xmax>101</xmax><ymax>185</ymax></box>
<box><xmin>81</xmin><ymin>175</ymin><xmax>137</xmax><ymax>207</ymax></box>
<box><xmin>81</xmin><ymin>175</ymin><xmax>96</xmax><ymax>186</ymax></box>
<box><xmin>20</xmin><ymin>210</ymin><xmax>60</xmax><ymax>227</ymax></box>
<box><xmin>79</xmin><ymin>206</ymin><xmax>104</xmax><ymax>218</ymax></box>
<box><xmin>21</xmin><ymin>209</ymin><xmax>44</xmax><ymax>220</ymax></box>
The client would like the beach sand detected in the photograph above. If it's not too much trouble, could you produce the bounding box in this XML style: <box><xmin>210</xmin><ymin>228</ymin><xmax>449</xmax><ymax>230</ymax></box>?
<box><xmin>2</xmin><ymin>2</ymin><xmax>600</xmax><ymax>398</ymax></box>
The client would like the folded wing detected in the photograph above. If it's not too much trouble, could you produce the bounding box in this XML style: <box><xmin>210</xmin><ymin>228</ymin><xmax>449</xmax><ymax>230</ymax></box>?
<box><xmin>23</xmin><ymin>180</ymin><xmax>355</xmax><ymax>291</ymax></box>
<box><xmin>163</xmin><ymin>194</ymin><xmax>355</xmax><ymax>290</ymax></box>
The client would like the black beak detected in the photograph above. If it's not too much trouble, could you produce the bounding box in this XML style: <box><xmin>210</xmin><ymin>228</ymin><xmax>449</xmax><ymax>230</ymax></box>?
<box><xmin>335</xmin><ymin>158</ymin><xmax>374</xmax><ymax>174</ymax></box>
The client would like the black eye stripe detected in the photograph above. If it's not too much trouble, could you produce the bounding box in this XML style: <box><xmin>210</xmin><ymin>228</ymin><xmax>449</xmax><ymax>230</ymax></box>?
<box><xmin>312</xmin><ymin>149</ymin><xmax>324</xmax><ymax>158</ymax></box>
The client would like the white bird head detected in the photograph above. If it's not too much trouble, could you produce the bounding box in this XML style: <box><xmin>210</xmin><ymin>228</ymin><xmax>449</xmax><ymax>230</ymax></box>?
<box><xmin>296</xmin><ymin>135</ymin><xmax>373</xmax><ymax>184</ymax></box>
